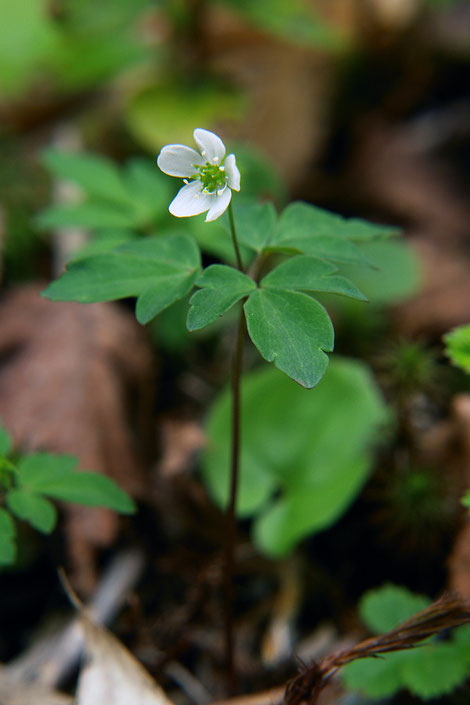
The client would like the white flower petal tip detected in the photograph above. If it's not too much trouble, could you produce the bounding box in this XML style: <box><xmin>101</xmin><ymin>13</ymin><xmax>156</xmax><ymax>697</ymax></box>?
<box><xmin>157</xmin><ymin>145</ymin><xmax>203</xmax><ymax>177</ymax></box>
<box><xmin>169</xmin><ymin>181</ymin><xmax>215</xmax><ymax>218</ymax></box>
<box><xmin>205</xmin><ymin>187</ymin><xmax>232</xmax><ymax>222</ymax></box>
<box><xmin>224</xmin><ymin>154</ymin><xmax>241</xmax><ymax>191</ymax></box>
<box><xmin>193</xmin><ymin>128</ymin><xmax>226</xmax><ymax>164</ymax></box>
<box><xmin>157</xmin><ymin>128</ymin><xmax>240</xmax><ymax>221</ymax></box>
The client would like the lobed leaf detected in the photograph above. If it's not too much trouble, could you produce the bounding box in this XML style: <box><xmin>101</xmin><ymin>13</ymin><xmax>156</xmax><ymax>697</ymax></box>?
<box><xmin>6</xmin><ymin>489</ymin><xmax>57</xmax><ymax>533</ymax></box>
<box><xmin>360</xmin><ymin>584</ymin><xmax>430</xmax><ymax>634</ymax></box>
<box><xmin>342</xmin><ymin>653</ymin><xmax>405</xmax><ymax>698</ymax></box>
<box><xmin>37</xmin><ymin>202</ymin><xmax>138</xmax><ymax>230</ymax></box>
<box><xmin>187</xmin><ymin>265</ymin><xmax>256</xmax><ymax>331</ymax></box>
<box><xmin>43</xmin><ymin>234</ymin><xmax>201</xmax><ymax>324</ymax></box>
<box><xmin>69</xmin><ymin>230</ymin><xmax>138</xmax><ymax>262</ymax></box>
<box><xmin>277</xmin><ymin>201</ymin><xmax>399</xmax><ymax>242</ymax></box>
<box><xmin>124</xmin><ymin>158</ymin><xmax>173</xmax><ymax>222</ymax></box>
<box><xmin>244</xmin><ymin>288</ymin><xmax>334</xmax><ymax>388</ymax></box>
<box><xmin>36</xmin><ymin>472</ymin><xmax>136</xmax><ymax>513</ymax></box>
<box><xmin>343</xmin><ymin>584</ymin><xmax>470</xmax><ymax>701</ymax></box>
<box><xmin>17</xmin><ymin>452</ymin><xmax>135</xmax><ymax>514</ymax></box>
<box><xmin>42</xmin><ymin>149</ymin><xmax>131</xmax><ymax>204</ymax></box>
<box><xmin>402</xmin><ymin>644</ymin><xmax>470</xmax><ymax>699</ymax></box>
<box><xmin>261</xmin><ymin>255</ymin><xmax>367</xmax><ymax>301</ymax></box>
<box><xmin>270</xmin><ymin>202</ymin><xmax>399</xmax><ymax>266</ymax></box>
<box><xmin>339</xmin><ymin>239</ymin><xmax>421</xmax><ymax>304</ymax></box>
<box><xmin>228</xmin><ymin>201</ymin><xmax>277</xmax><ymax>254</ymax></box>
<box><xmin>18</xmin><ymin>453</ymin><xmax>78</xmax><ymax>488</ymax></box>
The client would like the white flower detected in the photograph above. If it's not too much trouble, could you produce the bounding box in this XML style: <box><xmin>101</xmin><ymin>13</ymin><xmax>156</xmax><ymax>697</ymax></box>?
<box><xmin>157</xmin><ymin>128</ymin><xmax>241</xmax><ymax>222</ymax></box>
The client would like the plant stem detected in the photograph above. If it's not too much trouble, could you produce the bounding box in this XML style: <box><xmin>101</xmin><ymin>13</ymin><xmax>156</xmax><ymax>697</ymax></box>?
<box><xmin>224</xmin><ymin>201</ymin><xmax>245</xmax><ymax>694</ymax></box>
<box><xmin>228</xmin><ymin>201</ymin><xmax>244</xmax><ymax>272</ymax></box>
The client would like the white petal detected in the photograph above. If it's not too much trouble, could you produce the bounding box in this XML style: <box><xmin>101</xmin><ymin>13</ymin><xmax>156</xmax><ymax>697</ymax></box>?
<box><xmin>169</xmin><ymin>180</ymin><xmax>215</xmax><ymax>218</ymax></box>
<box><xmin>205</xmin><ymin>187</ymin><xmax>232</xmax><ymax>222</ymax></box>
<box><xmin>157</xmin><ymin>145</ymin><xmax>204</xmax><ymax>177</ymax></box>
<box><xmin>224</xmin><ymin>154</ymin><xmax>240</xmax><ymax>191</ymax></box>
<box><xmin>193</xmin><ymin>128</ymin><xmax>226</xmax><ymax>165</ymax></box>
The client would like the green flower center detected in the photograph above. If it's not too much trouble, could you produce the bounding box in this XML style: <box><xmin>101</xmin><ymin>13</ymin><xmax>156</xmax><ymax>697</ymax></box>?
<box><xmin>196</xmin><ymin>162</ymin><xmax>227</xmax><ymax>193</ymax></box>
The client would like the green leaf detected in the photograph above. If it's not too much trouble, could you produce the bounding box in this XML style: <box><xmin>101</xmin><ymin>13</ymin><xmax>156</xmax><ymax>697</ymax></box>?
<box><xmin>0</xmin><ymin>508</ymin><xmax>16</xmax><ymax>565</ymax></box>
<box><xmin>203</xmin><ymin>359</ymin><xmax>388</xmax><ymax>555</ymax></box>
<box><xmin>124</xmin><ymin>159</ymin><xmax>172</xmax><ymax>222</ymax></box>
<box><xmin>462</xmin><ymin>490</ymin><xmax>470</xmax><ymax>510</ymax></box>
<box><xmin>17</xmin><ymin>454</ymin><xmax>135</xmax><ymax>514</ymax></box>
<box><xmin>261</xmin><ymin>255</ymin><xmax>367</xmax><ymax>301</ymax></box>
<box><xmin>42</xmin><ymin>149</ymin><xmax>131</xmax><ymax>204</ymax></box>
<box><xmin>402</xmin><ymin>643</ymin><xmax>470</xmax><ymax>699</ymax></box>
<box><xmin>272</xmin><ymin>202</ymin><xmax>399</xmax><ymax>265</ymax></box>
<box><xmin>221</xmin><ymin>0</ymin><xmax>345</xmax><ymax>49</ymax></box>
<box><xmin>18</xmin><ymin>453</ymin><xmax>78</xmax><ymax>487</ymax></box>
<box><xmin>187</xmin><ymin>265</ymin><xmax>256</xmax><ymax>331</ymax></box>
<box><xmin>0</xmin><ymin>509</ymin><xmax>16</xmax><ymax>566</ymax></box>
<box><xmin>254</xmin><ymin>455</ymin><xmax>371</xmax><ymax>556</ymax></box>
<box><xmin>244</xmin><ymin>288</ymin><xmax>334</xmax><ymax>388</ymax></box>
<box><xmin>278</xmin><ymin>201</ymin><xmax>398</xmax><ymax>242</ymax></box>
<box><xmin>228</xmin><ymin>201</ymin><xmax>277</xmax><ymax>254</ymax></box>
<box><xmin>444</xmin><ymin>324</ymin><xmax>470</xmax><ymax>373</ymax></box>
<box><xmin>0</xmin><ymin>421</ymin><xmax>12</xmax><ymax>457</ymax></box>
<box><xmin>359</xmin><ymin>584</ymin><xmax>430</xmax><ymax>634</ymax></box>
<box><xmin>43</xmin><ymin>234</ymin><xmax>201</xmax><ymax>324</ymax></box>
<box><xmin>125</xmin><ymin>82</ymin><xmax>246</xmax><ymax>153</ymax></box>
<box><xmin>344</xmin><ymin>585</ymin><xmax>470</xmax><ymax>701</ymax></box>
<box><xmin>6</xmin><ymin>489</ymin><xmax>57</xmax><ymax>534</ymax></box>
<box><xmin>37</xmin><ymin>201</ymin><xmax>138</xmax><ymax>230</ymax></box>
<box><xmin>0</xmin><ymin>0</ymin><xmax>58</xmax><ymax>97</ymax></box>
<box><xmin>339</xmin><ymin>239</ymin><xmax>421</xmax><ymax>304</ymax></box>
<box><xmin>68</xmin><ymin>230</ymin><xmax>138</xmax><ymax>262</ymax></box>
<box><xmin>231</xmin><ymin>146</ymin><xmax>287</xmax><ymax>202</ymax></box>
<box><xmin>30</xmin><ymin>471</ymin><xmax>136</xmax><ymax>514</ymax></box>
<box><xmin>342</xmin><ymin>652</ymin><xmax>406</xmax><ymax>698</ymax></box>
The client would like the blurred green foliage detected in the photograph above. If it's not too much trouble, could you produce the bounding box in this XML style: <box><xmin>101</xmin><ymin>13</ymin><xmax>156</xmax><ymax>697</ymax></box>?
<box><xmin>0</xmin><ymin>421</ymin><xmax>135</xmax><ymax>567</ymax></box>
<box><xmin>343</xmin><ymin>584</ymin><xmax>470</xmax><ymax>700</ymax></box>
<box><xmin>214</xmin><ymin>0</ymin><xmax>346</xmax><ymax>48</ymax></box>
<box><xmin>444</xmin><ymin>324</ymin><xmax>470</xmax><ymax>374</ymax></box>
<box><xmin>204</xmin><ymin>358</ymin><xmax>388</xmax><ymax>556</ymax></box>
<box><xmin>0</xmin><ymin>0</ymin><xmax>149</xmax><ymax>98</ymax></box>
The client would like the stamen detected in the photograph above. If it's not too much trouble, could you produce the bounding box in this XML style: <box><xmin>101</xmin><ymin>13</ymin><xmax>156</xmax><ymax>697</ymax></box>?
<box><xmin>213</xmin><ymin>156</ymin><xmax>219</xmax><ymax>164</ymax></box>
<box><xmin>220</xmin><ymin>166</ymin><xmax>225</xmax><ymax>171</ymax></box>
<box><xmin>201</xmin><ymin>150</ymin><xmax>206</xmax><ymax>157</ymax></box>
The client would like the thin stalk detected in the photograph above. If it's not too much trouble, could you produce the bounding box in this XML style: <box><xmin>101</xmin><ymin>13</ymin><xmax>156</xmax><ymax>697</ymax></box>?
<box><xmin>224</xmin><ymin>305</ymin><xmax>245</xmax><ymax>694</ymax></box>
<box><xmin>223</xmin><ymin>201</ymin><xmax>245</xmax><ymax>694</ymax></box>
<box><xmin>228</xmin><ymin>201</ymin><xmax>244</xmax><ymax>272</ymax></box>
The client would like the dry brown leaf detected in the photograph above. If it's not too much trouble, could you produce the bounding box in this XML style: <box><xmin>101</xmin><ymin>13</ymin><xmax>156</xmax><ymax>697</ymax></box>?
<box><xmin>0</xmin><ymin>285</ymin><xmax>154</xmax><ymax>591</ymax></box>
<box><xmin>0</xmin><ymin>667</ymin><xmax>73</xmax><ymax>705</ymax></box>
<box><xmin>77</xmin><ymin>613</ymin><xmax>175</xmax><ymax>705</ymax></box>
